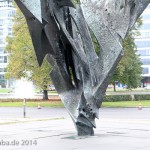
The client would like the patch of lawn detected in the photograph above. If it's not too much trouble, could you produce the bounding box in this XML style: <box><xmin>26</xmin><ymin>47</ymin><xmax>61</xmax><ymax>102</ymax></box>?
<box><xmin>48</xmin><ymin>91</ymin><xmax>58</xmax><ymax>94</ymax></box>
<box><xmin>102</xmin><ymin>100</ymin><xmax>150</xmax><ymax>107</ymax></box>
<box><xmin>35</xmin><ymin>89</ymin><xmax>58</xmax><ymax>94</ymax></box>
<box><xmin>0</xmin><ymin>88</ymin><xmax>12</xmax><ymax>93</ymax></box>
<box><xmin>0</xmin><ymin>100</ymin><xmax>150</xmax><ymax>108</ymax></box>
<box><xmin>0</xmin><ymin>101</ymin><xmax>63</xmax><ymax>107</ymax></box>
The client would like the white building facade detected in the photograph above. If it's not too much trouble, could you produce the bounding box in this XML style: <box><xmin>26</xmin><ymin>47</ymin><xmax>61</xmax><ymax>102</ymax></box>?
<box><xmin>0</xmin><ymin>0</ymin><xmax>15</xmax><ymax>88</ymax></box>
<box><xmin>135</xmin><ymin>4</ymin><xmax>150</xmax><ymax>87</ymax></box>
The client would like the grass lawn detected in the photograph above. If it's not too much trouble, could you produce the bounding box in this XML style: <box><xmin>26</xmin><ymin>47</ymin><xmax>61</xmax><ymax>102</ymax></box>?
<box><xmin>0</xmin><ymin>101</ymin><xmax>64</xmax><ymax>107</ymax></box>
<box><xmin>0</xmin><ymin>100</ymin><xmax>150</xmax><ymax>107</ymax></box>
<box><xmin>102</xmin><ymin>100</ymin><xmax>150</xmax><ymax>107</ymax></box>
<box><xmin>0</xmin><ymin>88</ymin><xmax>12</xmax><ymax>93</ymax></box>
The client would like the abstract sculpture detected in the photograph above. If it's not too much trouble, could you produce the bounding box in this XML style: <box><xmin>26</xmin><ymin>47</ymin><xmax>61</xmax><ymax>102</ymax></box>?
<box><xmin>14</xmin><ymin>0</ymin><xmax>150</xmax><ymax>136</ymax></box>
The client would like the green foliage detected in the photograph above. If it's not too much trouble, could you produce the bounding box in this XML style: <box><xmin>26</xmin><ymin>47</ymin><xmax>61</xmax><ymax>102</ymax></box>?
<box><xmin>111</xmin><ymin>20</ymin><xmax>142</xmax><ymax>89</ymax></box>
<box><xmin>90</xmin><ymin>29</ymin><xmax>101</xmax><ymax>55</ymax></box>
<box><xmin>104</xmin><ymin>95</ymin><xmax>132</xmax><ymax>102</ymax></box>
<box><xmin>134</xmin><ymin>94</ymin><xmax>150</xmax><ymax>101</ymax></box>
<box><xmin>6</xmin><ymin>4</ymin><xmax>52</xmax><ymax>90</ymax></box>
<box><xmin>72</xmin><ymin>0</ymin><xmax>79</xmax><ymax>5</ymax></box>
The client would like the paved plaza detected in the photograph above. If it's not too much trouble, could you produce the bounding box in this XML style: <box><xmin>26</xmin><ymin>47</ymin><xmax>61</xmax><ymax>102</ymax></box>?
<box><xmin>0</xmin><ymin>107</ymin><xmax>150</xmax><ymax>150</ymax></box>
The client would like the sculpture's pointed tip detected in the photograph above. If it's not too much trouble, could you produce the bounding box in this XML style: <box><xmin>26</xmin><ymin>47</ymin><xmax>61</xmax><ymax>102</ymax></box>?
<box><xmin>91</xmin><ymin>120</ymin><xmax>96</xmax><ymax>128</ymax></box>
<box><xmin>95</xmin><ymin>113</ymin><xmax>99</xmax><ymax>119</ymax></box>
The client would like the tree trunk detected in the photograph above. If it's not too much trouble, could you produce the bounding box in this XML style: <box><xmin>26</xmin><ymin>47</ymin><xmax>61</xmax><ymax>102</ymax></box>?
<box><xmin>43</xmin><ymin>90</ymin><xmax>48</xmax><ymax>100</ymax></box>
<box><xmin>113</xmin><ymin>82</ymin><xmax>116</xmax><ymax>92</ymax></box>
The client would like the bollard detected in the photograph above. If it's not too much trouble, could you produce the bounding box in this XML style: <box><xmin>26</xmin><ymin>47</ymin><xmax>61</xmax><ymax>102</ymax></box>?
<box><xmin>23</xmin><ymin>98</ymin><xmax>26</xmax><ymax>118</ymax></box>
<box><xmin>138</xmin><ymin>102</ymin><xmax>142</xmax><ymax>110</ymax></box>
<box><xmin>37</xmin><ymin>97</ymin><xmax>42</xmax><ymax>109</ymax></box>
<box><xmin>37</xmin><ymin>103</ymin><xmax>42</xmax><ymax>109</ymax></box>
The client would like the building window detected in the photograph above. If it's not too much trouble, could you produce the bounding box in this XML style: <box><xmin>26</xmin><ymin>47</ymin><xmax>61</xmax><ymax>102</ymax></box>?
<box><xmin>140</xmin><ymin>23</ymin><xmax>150</xmax><ymax>30</ymax></box>
<box><xmin>4</xmin><ymin>56</ymin><xmax>7</xmax><ymax>63</ymax></box>
<box><xmin>0</xmin><ymin>1</ymin><xmax>13</xmax><ymax>8</ymax></box>
<box><xmin>7</xmin><ymin>18</ymin><xmax>12</xmax><ymax>25</ymax></box>
<box><xmin>138</xmin><ymin>50</ymin><xmax>150</xmax><ymax>56</ymax></box>
<box><xmin>0</xmin><ymin>19</ymin><xmax>3</xmax><ymax>26</ymax></box>
<box><xmin>0</xmin><ymin>56</ymin><xmax>4</xmax><ymax>63</ymax></box>
<box><xmin>4</xmin><ymin>68</ymin><xmax>7</xmax><ymax>72</ymax></box>
<box><xmin>142</xmin><ymin>68</ymin><xmax>149</xmax><ymax>74</ymax></box>
<box><xmin>8</xmin><ymin>9</ymin><xmax>15</xmax><ymax>17</ymax></box>
<box><xmin>0</xmin><ymin>28</ymin><xmax>3</xmax><ymax>35</ymax></box>
<box><xmin>8</xmin><ymin>27</ymin><xmax>12</xmax><ymax>36</ymax></box>
<box><xmin>142</xmin><ymin>15</ymin><xmax>150</xmax><ymax>20</ymax></box>
<box><xmin>0</xmin><ymin>75</ymin><xmax>4</xmax><ymax>80</ymax></box>
<box><xmin>135</xmin><ymin>41</ymin><xmax>150</xmax><ymax>48</ymax></box>
<box><xmin>141</xmin><ymin>59</ymin><xmax>150</xmax><ymax>65</ymax></box>
<box><xmin>0</xmin><ymin>38</ymin><xmax>4</xmax><ymax>44</ymax></box>
<box><xmin>0</xmin><ymin>47</ymin><xmax>4</xmax><ymax>53</ymax></box>
<box><xmin>0</xmin><ymin>68</ymin><xmax>4</xmax><ymax>72</ymax></box>
<box><xmin>139</xmin><ymin>32</ymin><xmax>150</xmax><ymax>38</ymax></box>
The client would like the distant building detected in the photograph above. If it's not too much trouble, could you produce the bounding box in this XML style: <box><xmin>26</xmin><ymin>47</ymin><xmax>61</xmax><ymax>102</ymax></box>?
<box><xmin>0</xmin><ymin>0</ymin><xmax>15</xmax><ymax>88</ymax></box>
<box><xmin>135</xmin><ymin>4</ymin><xmax>150</xmax><ymax>87</ymax></box>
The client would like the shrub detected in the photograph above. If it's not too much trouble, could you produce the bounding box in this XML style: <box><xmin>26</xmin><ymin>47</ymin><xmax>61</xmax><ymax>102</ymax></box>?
<box><xmin>104</xmin><ymin>95</ymin><xmax>132</xmax><ymax>102</ymax></box>
<box><xmin>134</xmin><ymin>94</ymin><xmax>150</xmax><ymax>101</ymax></box>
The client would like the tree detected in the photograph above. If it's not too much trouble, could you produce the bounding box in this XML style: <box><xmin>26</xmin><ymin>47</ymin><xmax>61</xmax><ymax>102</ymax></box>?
<box><xmin>111</xmin><ymin>19</ymin><xmax>142</xmax><ymax>91</ymax></box>
<box><xmin>6</xmin><ymin>4</ymin><xmax>52</xmax><ymax>100</ymax></box>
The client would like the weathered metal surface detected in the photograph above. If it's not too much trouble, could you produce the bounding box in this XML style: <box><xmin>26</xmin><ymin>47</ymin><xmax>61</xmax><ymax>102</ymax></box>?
<box><xmin>14</xmin><ymin>0</ymin><xmax>150</xmax><ymax>136</ymax></box>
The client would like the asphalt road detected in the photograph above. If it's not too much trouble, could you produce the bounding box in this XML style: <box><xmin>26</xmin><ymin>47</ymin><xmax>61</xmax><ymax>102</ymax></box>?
<box><xmin>0</xmin><ymin>107</ymin><xmax>69</xmax><ymax>119</ymax></box>
<box><xmin>0</xmin><ymin>107</ymin><xmax>150</xmax><ymax>150</ymax></box>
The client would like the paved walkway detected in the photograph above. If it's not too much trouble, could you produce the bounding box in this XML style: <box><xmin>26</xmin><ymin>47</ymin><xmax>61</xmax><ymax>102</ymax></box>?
<box><xmin>0</xmin><ymin>108</ymin><xmax>150</xmax><ymax>150</ymax></box>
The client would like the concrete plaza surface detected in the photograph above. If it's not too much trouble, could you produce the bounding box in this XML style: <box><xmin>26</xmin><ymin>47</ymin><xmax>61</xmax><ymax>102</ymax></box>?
<box><xmin>0</xmin><ymin>107</ymin><xmax>150</xmax><ymax>150</ymax></box>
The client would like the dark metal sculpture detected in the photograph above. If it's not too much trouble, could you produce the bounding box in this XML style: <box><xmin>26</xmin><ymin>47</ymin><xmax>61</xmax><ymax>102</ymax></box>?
<box><xmin>14</xmin><ymin>0</ymin><xmax>150</xmax><ymax>136</ymax></box>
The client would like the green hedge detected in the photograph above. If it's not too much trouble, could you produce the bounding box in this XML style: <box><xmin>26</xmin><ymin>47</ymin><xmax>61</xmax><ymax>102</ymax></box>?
<box><xmin>134</xmin><ymin>94</ymin><xmax>150</xmax><ymax>101</ymax></box>
<box><xmin>0</xmin><ymin>99</ymin><xmax>41</xmax><ymax>102</ymax></box>
<box><xmin>104</xmin><ymin>95</ymin><xmax>132</xmax><ymax>102</ymax></box>
<box><xmin>104</xmin><ymin>94</ymin><xmax>150</xmax><ymax>101</ymax></box>
<box><xmin>1</xmin><ymin>94</ymin><xmax>150</xmax><ymax>102</ymax></box>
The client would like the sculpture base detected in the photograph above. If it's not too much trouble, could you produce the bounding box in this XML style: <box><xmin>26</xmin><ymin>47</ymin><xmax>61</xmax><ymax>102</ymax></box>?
<box><xmin>76</xmin><ymin>123</ymin><xmax>94</xmax><ymax>136</ymax></box>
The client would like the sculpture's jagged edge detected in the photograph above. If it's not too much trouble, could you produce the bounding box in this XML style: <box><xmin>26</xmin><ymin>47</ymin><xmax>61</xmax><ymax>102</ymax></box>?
<box><xmin>80</xmin><ymin>0</ymin><xmax>150</xmax><ymax>101</ymax></box>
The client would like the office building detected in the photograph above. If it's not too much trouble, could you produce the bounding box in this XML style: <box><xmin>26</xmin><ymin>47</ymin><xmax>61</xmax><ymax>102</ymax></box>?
<box><xmin>0</xmin><ymin>0</ymin><xmax>15</xmax><ymax>87</ymax></box>
<box><xmin>135</xmin><ymin>4</ymin><xmax>150</xmax><ymax>87</ymax></box>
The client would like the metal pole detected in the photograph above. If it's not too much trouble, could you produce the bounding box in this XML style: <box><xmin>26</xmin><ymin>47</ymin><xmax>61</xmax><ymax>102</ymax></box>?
<box><xmin>23</xmin><ymin>98</ymin><xmax>26</xmax><ymax>118</ymax></box>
